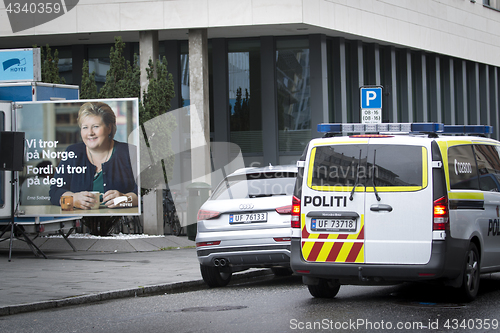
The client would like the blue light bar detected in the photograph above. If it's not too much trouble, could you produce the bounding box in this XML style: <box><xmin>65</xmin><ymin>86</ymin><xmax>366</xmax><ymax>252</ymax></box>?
<box><xmin>317</xmin><ymin>123</ymin><xmax>444</xmax><ymax>134</ymax></box>
<box><xmin>317</xmin><ymin>123</ymin><xmax>493</xmax><ymax>135</ymax></box>
<box><xmin>443</xmin><ymin>125</ymin><xmax>493</xmax><ymax>135</ymax></box>
<box><xmin>317</xmin><ymin>123</ymin><xmax>342</xmax><ymax>133</ymax></box>
<box><xmin>411</xmin><ymin>123</ymin><xmax>444</xmax><ymax>133</ymax></box>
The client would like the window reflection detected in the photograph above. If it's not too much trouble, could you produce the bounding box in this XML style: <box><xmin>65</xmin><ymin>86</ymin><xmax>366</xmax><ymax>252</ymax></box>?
<box><xmin>276</xmin><ymin>39</ymin><xmax>311</xmax><ymax>154</ymax></box>
<box><xmin>228</xmin><ymin>40</ymin><xmax>262</xmax><ymax>154</ymax></box>
<box><xmin>88</xmin><ymin>44</ymin><xmax>113</xmax><ymax>91</ymax></box>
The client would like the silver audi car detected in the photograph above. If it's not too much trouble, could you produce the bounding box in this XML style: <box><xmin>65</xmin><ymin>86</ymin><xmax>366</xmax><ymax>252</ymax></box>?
<box><xmin>196</xmin><ymin>164</ymin><xmax>298</xmax><ymax>287</ymax></box>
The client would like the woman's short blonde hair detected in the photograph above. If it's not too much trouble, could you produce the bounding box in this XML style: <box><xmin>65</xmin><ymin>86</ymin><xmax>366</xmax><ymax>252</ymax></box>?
<box><xmin>77</xmin><ymin>102</ymin><xmax>117</xmax><ymax>139</ymax></box>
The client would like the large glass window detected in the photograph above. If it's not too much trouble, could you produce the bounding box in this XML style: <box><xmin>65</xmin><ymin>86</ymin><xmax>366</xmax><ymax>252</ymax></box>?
<box><xmin>484</xmin><ymin>0</ymin><xmax>500</xmax><ymax>11</ymax></box>
<box><xmin>276</xmin><ymin>39</ymin><xmax>310</xmax><ymax>155</ymax></box>
<box><xmin>88</xmin><ymin>44</ymin><xmax>113</xmax><ymax>91</ymax></box>
<box><xmin>180</xmin><ymin>41</ymin><xmax>190</xmax><ymax>107</ymax></box>
<box><xmin>55</xmin><ymin>47</ymin><xmax>72</xmax><ymax>84</ymax></box>
<box><xmin>228</xmin><ymin>40</ymin><xmax>262</xmax><ymax>154</ymax></box>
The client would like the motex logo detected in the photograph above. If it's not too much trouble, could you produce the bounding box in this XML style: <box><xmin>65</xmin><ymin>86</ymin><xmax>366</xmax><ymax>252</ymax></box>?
<box><xmin>3</xmin><ymin>58</ymin><xmax>26</xmax><ymax>71</ymax></box>
<box><xmin>4</xmin><ymin>0</ymin><xmax>79</xmax><ymax>33</ymax></box>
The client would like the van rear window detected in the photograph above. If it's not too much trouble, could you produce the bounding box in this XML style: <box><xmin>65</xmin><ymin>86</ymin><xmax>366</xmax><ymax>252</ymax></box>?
<box><xmin>309</xmin><ymin>144</ymin><xmax>424</xmax><ymax>189</ymax></box>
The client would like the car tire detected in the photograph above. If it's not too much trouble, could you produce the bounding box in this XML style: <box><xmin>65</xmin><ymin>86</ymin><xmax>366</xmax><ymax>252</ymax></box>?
<box><xmin>271</xmin><ymin>267</ymin><xmax>293</xmax><ymax>276</ymax></box>
<box><xmin>200</xmin><ymin>264</ymin><xmax>232</xmax><ymax>288</ymax></box>
<box><xmin>307</xmin><ymin>279</ymin><xmax>341</xmax><ymax>298</ymax></box>
<box><xmin>458</xmin><ymin>242</ymin><xmax>480</xmax><ymax>302</ymax></box>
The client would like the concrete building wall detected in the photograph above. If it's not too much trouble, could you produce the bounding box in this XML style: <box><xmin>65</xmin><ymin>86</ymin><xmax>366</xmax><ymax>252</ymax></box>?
<box><xmin>1</xmin><ymin>0</ymin><xmax>499</xmax><ymax>66</ymax></box>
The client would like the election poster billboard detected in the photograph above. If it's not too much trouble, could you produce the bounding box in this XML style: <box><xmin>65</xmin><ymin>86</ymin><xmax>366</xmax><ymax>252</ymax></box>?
<box><xmin>16</xmin><ymin>98</ymin><xmax>140</xmax><ymax>216</ymax></box>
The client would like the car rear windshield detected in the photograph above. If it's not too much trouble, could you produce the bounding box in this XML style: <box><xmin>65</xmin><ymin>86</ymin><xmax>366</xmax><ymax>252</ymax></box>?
<box><xmin>211</xmin><ymin>172</ymin><xmax>297</xmax><ymax>200</ymax></box>
<box><xmin>309</xmin><ymin>144</ymin><xmax>424</xmax><ymax>189</ymax></box>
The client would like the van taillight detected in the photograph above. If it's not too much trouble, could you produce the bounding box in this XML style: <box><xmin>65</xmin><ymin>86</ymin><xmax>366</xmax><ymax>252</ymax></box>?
<box><xmin>433</xmin><ymin>196</ymin><xmax>449</xmax><ymax>230</ymax></box>
<box><xmin>276</xmin><ymin>205</ymin><xmax>292</xmax><ymax>214</ymax></box>
<box><xmin>291</xmin><ymin>196</ymin><xmax>301</xmax><ymax>228</ymax></box>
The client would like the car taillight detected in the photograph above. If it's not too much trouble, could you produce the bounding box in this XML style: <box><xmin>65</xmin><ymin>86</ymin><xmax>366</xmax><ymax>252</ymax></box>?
<box><xmin>196</xmin><ymin>241</ymin><xmax>221</xmax><ymax>247</ymax></box>
<box><xmin>433</xmin><ymin>196</ymin><xmax>449</xmax><ymax>230</ymax></box>
<box><xmin>291</xmin><ymin>195</ymin><xmax>301</xmax><ymax>228</ymax></box>
<box><xmin>276</xmin><ymin>205</ymin><xmax>292</xmax><ymax>214</ymax></box>
<box><xmin>197</xmin><ymin>209</ymin><xmax>221</xmax><ymax>221</ymax></box>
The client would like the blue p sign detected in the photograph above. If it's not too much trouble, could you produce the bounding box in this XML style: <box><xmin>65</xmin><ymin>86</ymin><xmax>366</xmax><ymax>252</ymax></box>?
<box><xmin>361</xmin><ymin>87</ymin><xmax>382</xmax><ymax>109</ymax></box>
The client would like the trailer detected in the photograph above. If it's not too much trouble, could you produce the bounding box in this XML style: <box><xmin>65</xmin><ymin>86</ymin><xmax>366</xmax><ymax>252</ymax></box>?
<box><xmin>0</xmin><ymin>79</ymin><xmax>80</xmax><ymax>259</ymax></box>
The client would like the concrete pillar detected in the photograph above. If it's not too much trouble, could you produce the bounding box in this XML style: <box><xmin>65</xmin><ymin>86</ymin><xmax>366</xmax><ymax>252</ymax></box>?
<box><xmin>188</xmin><ymin>29</ymin><xmax>211</xmax><ymax>185</ymax></box>
<box><xmin>139</xmin><ymin>30</ymin><xmax>159</xmax><ymax>99</ymax></box>
<box><xmin>331</xmin><ymin>38</ymin><xmax>347</xmax><ymax>123</ymax></box>
<box><xmin>309</xmin><ymin>34</ymin><xmax>328</xmax><ymax>138</ymax></box>
<box><xmin>142</xmin><ymin>189</ymin><xmax>163</xmax><ymax>235</ymax></box>
<box><xmin>139</xmin><ymin>30</ymin><xmax>161</xmax><ymax>235</ymax></box>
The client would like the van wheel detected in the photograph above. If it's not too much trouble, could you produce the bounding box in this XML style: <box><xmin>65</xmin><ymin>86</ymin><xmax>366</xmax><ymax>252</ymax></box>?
<box><xmin>307</xmin><ymin>279</ymin><xmax>340</xmax><ymax>298</ymax></box>
<box><xmin>459</xmin><ymin>243</ymin><xmax>480</xmax><ymax>302</ymax></box>
<box><xmin>200</xmin><ymin>264</ymin><xmax>232</xmax><ymax>288</ymax></box>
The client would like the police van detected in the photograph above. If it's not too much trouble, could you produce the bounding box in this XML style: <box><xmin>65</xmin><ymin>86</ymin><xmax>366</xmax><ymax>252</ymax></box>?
<box><xmin>291</xmin><ymin>122</ymin><xmax>500</xmax><ymax>301</ymax></box>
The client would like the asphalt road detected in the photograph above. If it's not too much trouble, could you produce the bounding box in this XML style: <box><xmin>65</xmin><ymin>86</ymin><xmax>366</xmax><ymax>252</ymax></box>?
<box><xmin>2</xmin><ymin>273</ymin><xmax>500</xmax><ymax>333</ymax></box>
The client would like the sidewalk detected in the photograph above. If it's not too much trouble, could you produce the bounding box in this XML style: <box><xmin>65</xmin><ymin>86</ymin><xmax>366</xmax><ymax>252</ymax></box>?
<box><xmin>0</xmin><ymin>235</ymin><xmax>269</xmax><ymax>316</ymax></box>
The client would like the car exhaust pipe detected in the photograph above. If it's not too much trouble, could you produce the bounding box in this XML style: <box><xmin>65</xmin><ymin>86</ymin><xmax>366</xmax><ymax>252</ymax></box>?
<box><xmin>213</xmin><ymin>258</ymin><xmax>227</xmax><ymax>267</ymax></box>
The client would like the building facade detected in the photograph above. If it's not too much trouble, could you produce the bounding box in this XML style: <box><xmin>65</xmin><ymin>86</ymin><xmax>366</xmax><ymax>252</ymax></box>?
<box><xmin>1</xmin><ymin>0</ymin><xmax>500</xmax><ymax>169</ymax></box>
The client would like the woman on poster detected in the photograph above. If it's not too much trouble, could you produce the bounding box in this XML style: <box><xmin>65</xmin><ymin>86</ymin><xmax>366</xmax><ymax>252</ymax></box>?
<box><xmin>49</xmin><ymin>102</ymin><xmax>138</xmax><ymax>209</ymax></box>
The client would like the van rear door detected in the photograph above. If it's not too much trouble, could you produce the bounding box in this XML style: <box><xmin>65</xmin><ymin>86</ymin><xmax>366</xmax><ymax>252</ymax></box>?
<box><xmin>363</xmin><ymin>137</ymin><xmax>433</xmax><ymax>264</ymax></box>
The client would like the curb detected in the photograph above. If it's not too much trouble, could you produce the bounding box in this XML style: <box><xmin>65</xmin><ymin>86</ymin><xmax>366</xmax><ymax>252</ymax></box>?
<box><xmin>0</xmin><ymin>269</ymin><xmax>272</xmax><ymax>317</ymax></box>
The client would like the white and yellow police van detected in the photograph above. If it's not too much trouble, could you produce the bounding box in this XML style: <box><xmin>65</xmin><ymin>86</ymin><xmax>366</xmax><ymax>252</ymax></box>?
<box><xmin>291</xmin><ymin>123</ymin><xmax>500</xmax><ymax>302</ymax></box>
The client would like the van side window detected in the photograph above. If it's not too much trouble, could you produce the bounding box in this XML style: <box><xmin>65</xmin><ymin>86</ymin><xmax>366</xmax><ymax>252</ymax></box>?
<box><xmin>448</xmin><ymin>145</ymin><xmax>479</xmax><ymax>190</ymax></box>
<box><xmin>473</xmin><ymin>144</ymin><xmax>500</xmax><ymax>192</ymax></box>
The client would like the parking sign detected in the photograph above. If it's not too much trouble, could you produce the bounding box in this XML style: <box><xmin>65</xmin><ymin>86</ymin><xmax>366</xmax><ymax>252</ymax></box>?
<box><xmin>360</xmin><ymin>86</ymin><xmax>382</xmax><ymax>124</ymax></box>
